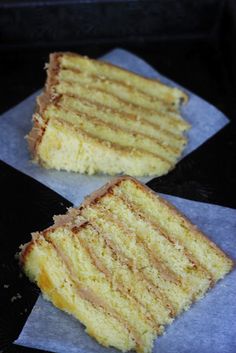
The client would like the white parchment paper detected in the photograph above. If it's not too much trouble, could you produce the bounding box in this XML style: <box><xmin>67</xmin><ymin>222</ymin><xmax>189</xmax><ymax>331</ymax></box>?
<box><xmin>15</xmin><ymin>194</ymin><xmax>236</xmax><ymax>353</ymax></box>
<box><xmin>0</xmin><ymin>48</ymin><xmax>229</xmax><ymax>205</ymax></box>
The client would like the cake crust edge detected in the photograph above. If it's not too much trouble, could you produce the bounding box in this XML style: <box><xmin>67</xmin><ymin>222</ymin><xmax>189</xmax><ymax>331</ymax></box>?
<box><xmin>26</xmin><ymin>52</ymin><xmax>62</xmax><ymax>160</ymax></box>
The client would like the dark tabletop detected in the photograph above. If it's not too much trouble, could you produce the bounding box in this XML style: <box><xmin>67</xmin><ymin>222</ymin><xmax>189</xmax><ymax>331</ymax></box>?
<box><xmin>0</xmin><ymin>1</ymin><xmax>236</xmax><ymax>352</ymax></box>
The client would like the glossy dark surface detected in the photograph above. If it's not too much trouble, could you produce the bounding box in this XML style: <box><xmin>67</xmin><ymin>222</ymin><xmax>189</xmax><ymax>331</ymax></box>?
<box><xmin>0</xmin><ymin>1</ymin><xmax>236</xmax><ymax>352</ymax></box>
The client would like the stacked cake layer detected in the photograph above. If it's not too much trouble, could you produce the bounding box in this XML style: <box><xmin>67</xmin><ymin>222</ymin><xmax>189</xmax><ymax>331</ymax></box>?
<box><xmin>20</xmin><ymin>176</ymin><xmax>233</xmax><ymax>353</ymax></box>
<box><xmin>28</xmin><ymin>52</ymin><xmax>190</xmax><ymax>176</ymax></box>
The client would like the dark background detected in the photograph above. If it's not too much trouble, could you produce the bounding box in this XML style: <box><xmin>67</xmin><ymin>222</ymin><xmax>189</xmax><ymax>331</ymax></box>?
<box><xmin>0</xmin><ymin>0</ymin><xmax>236</xmax><ymax>352</ymax></box>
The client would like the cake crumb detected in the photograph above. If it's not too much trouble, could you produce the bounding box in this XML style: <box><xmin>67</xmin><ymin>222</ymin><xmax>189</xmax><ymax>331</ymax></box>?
<box><xmin>11</xmin><ymin>293</ymin><xmax>22</xmax><ymax>302</ymax></box>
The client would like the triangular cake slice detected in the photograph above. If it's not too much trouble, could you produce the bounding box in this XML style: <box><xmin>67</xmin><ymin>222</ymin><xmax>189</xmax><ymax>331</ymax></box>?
<box><xmin>27</xmin><ymin>52</ymin><xmax>190</xmax><ymax>176</ymax></box>
<box><xmin>20</xmin><ymin>176</ymin><xmax>233</xmax><ymax>353</ymax></box>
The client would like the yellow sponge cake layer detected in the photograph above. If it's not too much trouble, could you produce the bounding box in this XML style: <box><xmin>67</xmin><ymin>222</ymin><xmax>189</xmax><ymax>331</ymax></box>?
<box><xmin>59</xmin><ymin>53</ymin><xmax>188</xmax><ymax>108</ymax></box>
<box><xmin>57</xmin><ymin>95</ymin><xmax>186</xmax><ymax>149</ymax></box>
<box><xmin>35</xmin><ymin>117</ymin><xmax>170</xmax><ymax>176</ymax></box>
<box><xmin>58</xmin><ymin>69</ymin><xmax>179</xmax><ymax>113</ymax></box>
<box><xmin>21</xmin><ymin>234</ymin><xmax>139</xmax><ymax>351</ymax></box>
<box><xmin>28</xmin><ymin>52</ymin><xmax>190</xmax><ymax>176</ymax></box>
<box><xmin>20</xmin><ymin>176</ymin><xmax>233</xmax><ymax>353</ymax></box>
<box><xmin>55</xmin><ymin>81</ymin><xmax>189</xmax><ymax>133</ymax></box>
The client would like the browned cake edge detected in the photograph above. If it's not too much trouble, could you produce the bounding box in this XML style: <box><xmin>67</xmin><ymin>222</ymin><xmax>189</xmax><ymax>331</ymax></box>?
<box><xmin>27</xmin><ymin>51</ymin><xmax>65</xmax><ymax>159</ymax></box>
<box><xmin>26</xmin><ymin>93</ymin><xmax>48</xmax><ymax>160</ymax></box>
<box><xmin>26</xmin><ymin>53</ymin><xmax>61</xmax><ymax>160</ymax></box>
<box><xmin>46</xmin><ymin>52</ymin><xmax>62</xmax><ymax>93</ymax></box>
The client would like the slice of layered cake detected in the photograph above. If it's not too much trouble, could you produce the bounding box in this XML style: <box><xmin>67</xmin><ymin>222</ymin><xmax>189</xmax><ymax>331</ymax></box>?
<box><xmin>27</xmin><ymin>52</ymin><xmax>190</xmax><ymax>176</ymax></box>
<box><xmin>20</xmin><ymin>176</ymin><xmax>233</xmax><ymax>353</ymax></box>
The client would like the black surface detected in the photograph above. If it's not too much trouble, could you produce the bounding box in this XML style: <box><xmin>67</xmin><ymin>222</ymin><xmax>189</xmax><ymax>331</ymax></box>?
<box><xmin>148</xmin><ymin>123</ymin><xmax>236</xmax><ymax>209</ymax></box>
<box><xmin>0</xmin><ymin>0</ymin><xmax>236</xmax><ymax>352</ymax></box>
<box><xmin>0</xmin><ymin>0</ymin><xmax>223</xmax><ymax>47</ymax></box>
<box><xmin>0</xmin><ymin>161</ymin><xmax>71</xmax><ymax>352</ymax></box>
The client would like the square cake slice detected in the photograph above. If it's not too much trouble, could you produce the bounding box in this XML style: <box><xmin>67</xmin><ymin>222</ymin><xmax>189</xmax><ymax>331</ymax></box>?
<box><xmin>20</xmin><ymin>176</ymin><xmax>233</xmax><ymax>353</ymax></box>
<box><xmin>27</xmin><ymin>52</ymin><xmax>190</xmax><ymax>176</ymax></box>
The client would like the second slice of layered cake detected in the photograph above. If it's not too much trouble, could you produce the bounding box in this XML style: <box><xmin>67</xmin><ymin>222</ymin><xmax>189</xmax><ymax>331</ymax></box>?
<box><xmin>28</xmin><ymin>52</ymin><xmax>190</xmax><ymax>176</ymax></box>
<box><xmin>20</xmin><ymin>176</ymin><xmax>233</xmax><ymax>353</ymax></box>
